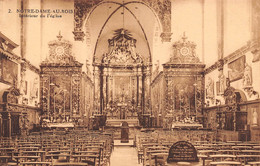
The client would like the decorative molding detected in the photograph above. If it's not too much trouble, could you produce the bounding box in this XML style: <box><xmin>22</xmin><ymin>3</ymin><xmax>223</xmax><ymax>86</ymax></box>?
<box><xmin>204</xmin><ymin>99</ymin><xmax>260</xmax><ymax>111</ymax></box>
<box><xmin>204</xmin><ymin>62</ymin><xmax>218</xmax><ymax>74</ymax></box>
<box><xmin>167</xmin><ymin>33</ymin><xmax>202</xmax><ymax>64</ymax></box>
<box><xmin>41</xmin><ymin>32</ymin><xmax>82</xmax><ymax>67</ymax></box>
<box><xmin>217</xmin><ymin>59</ymin><xmax>224</xmax><ymax>70</ymax></box>
<box><xmin>163</xmin><ymin>63</ymin><xmax>206</xmax><ymax>69</ymax></box>
<box><xmin>22</xmin><ymin>59</ymin><xmax>40</xmax><ymax>74</ymax></box>
<box><xmin>72</xmin><ymin>30</ymin><xmax>85</xmax><ymax>41</ymax></box>
<box><xmin>160</xmin><ymin>32</ymin><xmax>172</xmax><ymax>42</ymax></box>
<box><xmin>223</xmin><ymin>40</ymin><xmax>257</xmax><ymax>63</ymax></box>
<box><xmin>100</xmin><ymin>29</ymin><xmax>144</xmax><ymax>65</ymax></box>
<box><xmin>205</xmin><ymin>40</ymin><xmax>258</xmax><ymax>74</ymax></box>
<box><xmin>243</xmin><ymin>87</ymin><xmax>257</xmax><ymax>98</ymax></box>
<box><xmin>0</xmin><ymin>48</ymin><xmax>21</xmax><ymax>63</ymax></box>
<box><xmin>0</xmin><ymin>32</ymin><xmax>19</xmax><ymax>51</ymax></box>
<box><xmin>2</xmin><ymin>87</ymin><xmax>20</xmax><ymax>104</ymax></box>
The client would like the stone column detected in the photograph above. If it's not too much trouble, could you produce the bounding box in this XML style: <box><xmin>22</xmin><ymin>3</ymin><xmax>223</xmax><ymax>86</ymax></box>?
<box><xmin>233</xmin><ymin>111</ymin><xmax>236</xmax><ymax>131</ymax></box>
<box><xmin>106</xmin><ymin>68</ymin><xmax>109</xmax><ymax>109</ymax></box>
<box><xmin>102</xmin><ymin>71</ymin><xmax>106</xmax><ymax>112</ymax></box>
<box><xmin>100</xmin><ymin>68</ymin><xmax>104</xmax><ymax>114</ymax></box>
<box><xmin>136</xmin><ymin>68</ymin><xmax>140</xmax><ymax>107</ymax></box>
<box><xmin>93</xmin><ymin>66</ymin><xmax>100</xmax><ymax>113</ymax></box>
<box><xmin>132</xmin><ymin>76</ymin><xmax>136</xmax><ymax>108</ymax></box>
<box><xmin>145</xmin><ymin>67</ymin><xmax>151</xmax><ymax>113</ymax></box>
<box><xmin>0</xmin><ymin>114</ymin><xmax>2</xmax><ymax>137</ymax></box>
<box><xmin>8</xmin><ymin>113</ymin><xmax>11</xmax><ymax>138</ymax></box>
<box><xmin>109</xmin><ymin>76</ymin><xmax>113</xmax><ymax>103</ymax></box>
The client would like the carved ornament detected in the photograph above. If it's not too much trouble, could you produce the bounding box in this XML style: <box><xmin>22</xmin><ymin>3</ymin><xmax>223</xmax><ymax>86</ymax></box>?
<box><xmin>251</xmin><ymin>48</ymin><xmax>260</xmax><ymax>63</ymax></box>
<box><xmin>205</xmin><ymin>40</ymin><xmax>258</xmax><ymax>74</ymax></box>
<box><xmin>100</xmin><ymin>29</ymin><xmax>143</xmax><ymax>65</ymax></box>
<box><xmin>3</xmin><ymin>87</ymin><xmax>20</xmax><ymax>104</ymax></box>
<box><xmin>167</xmin><ymin>33</ymin><xmax>201</xmax><ymax>64</ymax></box>
<box><xmin>42</xmin><ymin>32</ymin><xmax>74</xmax><ymax>64</ymax></box>
<box><xmin>205</xmin><ymin>77</ymin><xmax>215</xmax><ymax>104</ymax></box>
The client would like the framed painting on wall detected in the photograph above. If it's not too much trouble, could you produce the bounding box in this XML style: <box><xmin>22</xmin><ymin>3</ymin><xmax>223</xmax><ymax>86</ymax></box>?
<box><xmin>228</xmin><ymin>55</ymin><xmax>245</xmax><ymax>82</ymax></box>
<box><xmin>2</xmin><ymin>58</ymin><xmax>18</xmax><ymax>84</ymax></box>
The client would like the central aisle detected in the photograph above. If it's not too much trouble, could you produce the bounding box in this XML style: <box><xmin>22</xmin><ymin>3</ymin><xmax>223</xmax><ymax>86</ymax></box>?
<box><xmin>110</xmin><ymin>146</ymin><xmax>142</xmax><ymax>166</ymax></box>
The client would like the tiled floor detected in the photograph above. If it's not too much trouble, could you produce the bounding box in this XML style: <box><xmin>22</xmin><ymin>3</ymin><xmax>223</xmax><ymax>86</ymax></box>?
<box><xmin>110</xmin><ymin>146</ymin><xmax>142</xmax><ymax>166</ymax></box>
<box><xmin>113</xmin><ymin>139</ymin><xmax>134</xmax><ymax>146</ymax></box>
<box><xmin>109</xmin><ymin>144</ymin><xmax>204</xmax><ymax>166</ymax></box>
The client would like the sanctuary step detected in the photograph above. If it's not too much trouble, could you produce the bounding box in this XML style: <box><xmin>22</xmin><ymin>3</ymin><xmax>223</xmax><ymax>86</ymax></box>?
<box><xmin>106</xmin><ymin>118</ymin><xmax>139</xmax><ymax>127</ymax></box>
<box><xmin>113</xmin><ymin>139</ymin><xmax>134</xmax><ymax>146</ymax></box>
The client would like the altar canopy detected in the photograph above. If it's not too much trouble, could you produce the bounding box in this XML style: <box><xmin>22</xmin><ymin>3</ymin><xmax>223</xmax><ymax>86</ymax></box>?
<box><xmin>93</xmin><ymin>29</ymin><xmax>151</xmax><ymax>126</ymax></box>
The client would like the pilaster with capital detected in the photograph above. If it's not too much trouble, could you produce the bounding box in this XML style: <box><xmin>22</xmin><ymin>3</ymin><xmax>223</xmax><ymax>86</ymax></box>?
<box><xmin>93</xmin><ymin>67</ymin><xmax>100</xmax><ymax>113</ymax></box>
<box><xmin>0</xmin><ymin>114</ymin><xmax>2</xmax><ymax>137</ymax></box>
<box><xmin>8</xmin><ymin>113</ymin><xmax>11</xmax><ymax>138</ymax></box>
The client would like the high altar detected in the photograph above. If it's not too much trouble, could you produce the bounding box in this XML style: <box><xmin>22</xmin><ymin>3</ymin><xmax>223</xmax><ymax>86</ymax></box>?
<box><xmin>93</xmin><ymin>29</ymin><xmax>151</xmax><ymax>127</ymax></box>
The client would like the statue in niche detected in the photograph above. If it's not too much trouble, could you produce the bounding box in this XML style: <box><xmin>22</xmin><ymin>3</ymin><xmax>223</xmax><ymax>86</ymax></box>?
<box><xmin>252</xmin><ymin>109</ymin><xmax>258</xmax><ymax>126</ymax></box>
<box><xmin>30</xmin><ymin>77</ymin><xmax>39</xmax><ymax>101</ymax></box>
<box><xmin>252</xmin><ymin>49</ymin><xmax>260</xmax><ymax>63</ymax></box>
<box><xmin>206</xmin><ymin>77</ymin><xmax>214</xmax><ymax>99</ymax></box>
<box><xmin>218</xmin><ymin>70</ymin><xmax>226</xmax><ymax>94</ymax></box>
<box><xmin>242</xmin><ymin>63</ymin><xmax>252</xmax><ymax>87</ymax></box>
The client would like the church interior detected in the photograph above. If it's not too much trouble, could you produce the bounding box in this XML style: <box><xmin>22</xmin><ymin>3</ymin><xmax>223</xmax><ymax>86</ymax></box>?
<box><xmin>0</xmin><ymin>0</ymin><xmax>260</xmax><ymax>165</ymax></box>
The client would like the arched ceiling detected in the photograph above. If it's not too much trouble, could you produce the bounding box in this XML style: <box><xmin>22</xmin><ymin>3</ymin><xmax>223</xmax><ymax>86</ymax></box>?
<box><xmin>84</xmin><ymin>0</ymin><xmax>162</xmax><ymax>63</ymax></box>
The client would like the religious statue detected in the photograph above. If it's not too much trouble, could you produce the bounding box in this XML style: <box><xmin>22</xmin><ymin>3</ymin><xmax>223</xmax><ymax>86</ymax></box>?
<box><xmin>252</xmin><ymin>110</ymin><xmax>258</xmax><ymax>126</ymax></box>
<box><xmin>252</xmin><ymin>48</ymin><xmax>260</xmax><ymax>63</ymax></box>
<box><xmin>30</xmin><ymin>77</ymin><xmax>39</xmax><ymax>100</ymax></box>
<box><xmin>242</xmin><ymin>63</ymin><xmax>252</xmax><ymax>87</ymax></box>
<box><xmin>218</xmin><ymin>70</ymin><xmax>225</xmax><ymax>94</ymax></box>
<box><xmin>206</xmin><ymin>77</ymin><xmax>214</xmax><ymax>98</ymax></box>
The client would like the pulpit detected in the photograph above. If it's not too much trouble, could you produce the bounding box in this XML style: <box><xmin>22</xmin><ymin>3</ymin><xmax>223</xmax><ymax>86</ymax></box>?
<box><xmin>0</xmin><ymin>87</ymin><xmax>30</xmax><ymax>137</ymax></box>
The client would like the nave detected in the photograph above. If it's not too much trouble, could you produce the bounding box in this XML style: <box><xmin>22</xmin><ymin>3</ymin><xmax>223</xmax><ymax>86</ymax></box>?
<box><xmin>1</xmin><ymin>127</ymin><xmax>260</xmax><ymax>166</ymax></box>
<box><xmin>1</xmin><ymin>0</ymin><xmax>260</xmax><ymax>165</ymax></box>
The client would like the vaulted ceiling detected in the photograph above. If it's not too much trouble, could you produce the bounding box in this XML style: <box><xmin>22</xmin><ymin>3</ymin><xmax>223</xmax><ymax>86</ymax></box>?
<box><xmin>85</xmin><ymin>0</ymin><xmax>162</xmax><ymax>63</ymax></box>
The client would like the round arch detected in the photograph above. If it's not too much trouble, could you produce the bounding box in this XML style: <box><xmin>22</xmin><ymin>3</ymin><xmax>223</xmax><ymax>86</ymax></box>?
<box><xmin>234</xmin><ymin>89</ymin><xmax>247</xmax><ymax>102</ymax></box>
<box><xmin>83</xmin><ymin>1</ymin><xmax>163</xmax><ymax>34</ymax></box>
<box><xmin>82</xmin><ymin>1</ymin><xmax>164</xmax><ymax>63</ymax></box>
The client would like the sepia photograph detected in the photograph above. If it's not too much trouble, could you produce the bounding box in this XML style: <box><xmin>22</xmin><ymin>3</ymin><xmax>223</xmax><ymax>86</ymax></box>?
<box><xmin>0</xmin><ymin>0</ymin><xmax>260</xmax><ymax>165</ymax></box>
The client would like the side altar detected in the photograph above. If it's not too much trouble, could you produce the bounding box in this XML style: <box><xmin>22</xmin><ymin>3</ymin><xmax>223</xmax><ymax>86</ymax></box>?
<box><xmin>151</xmin><ymin>34</ymin><xmax>205</xmax><ymax>129</ymax></box>
<box><xmin>40</xmin><ymin>33</ymin><xmax>94</xmax><ymax>128</ymax></box>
